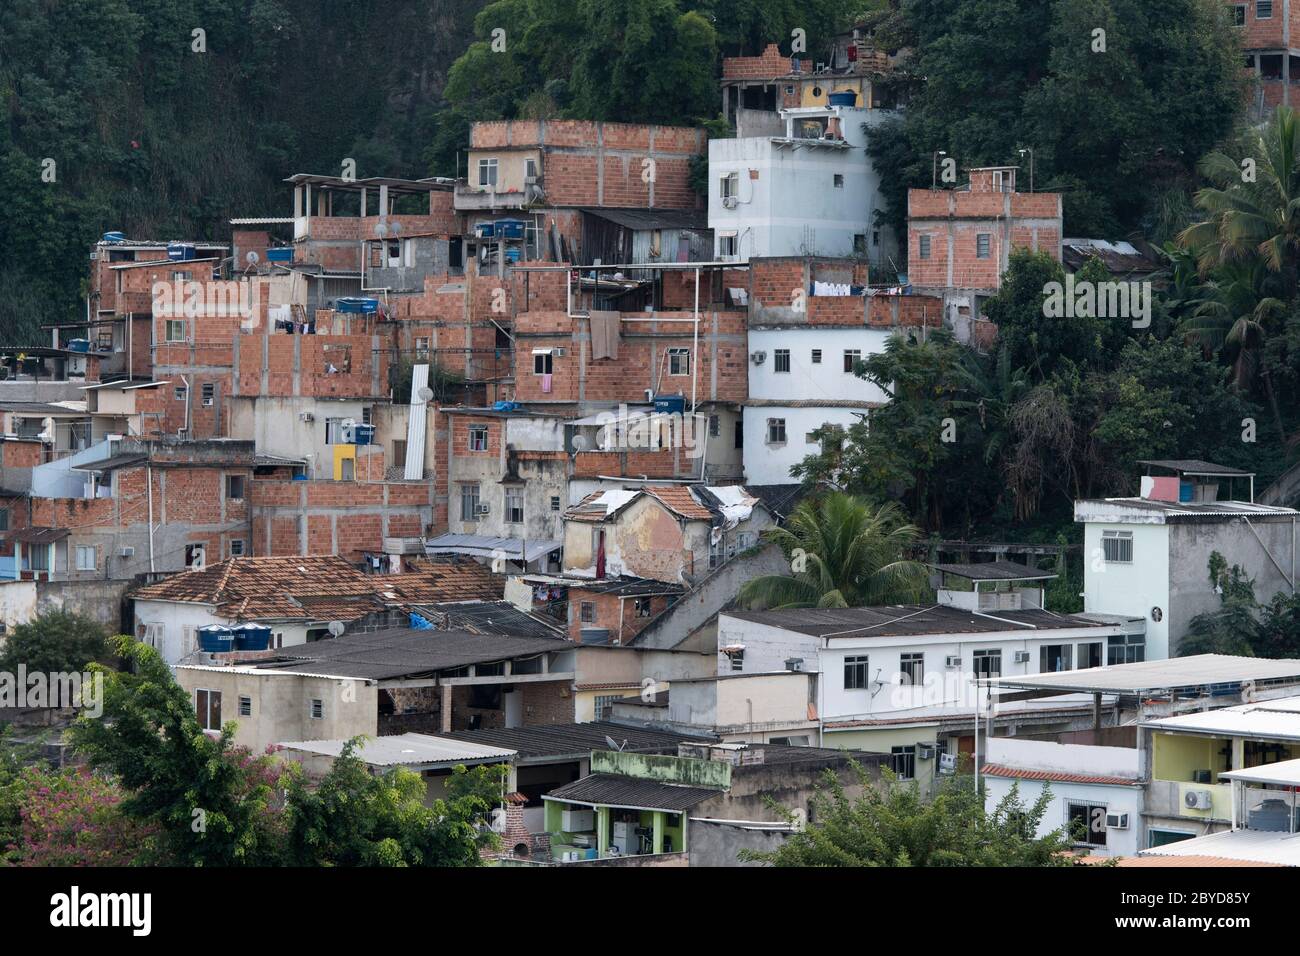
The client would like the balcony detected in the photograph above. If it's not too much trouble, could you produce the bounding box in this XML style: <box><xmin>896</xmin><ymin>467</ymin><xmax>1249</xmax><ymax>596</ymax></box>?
<box><xmin>454</xmin><ymin>183</ymin><xmax>531</xmax><ymax>212</ymax></box>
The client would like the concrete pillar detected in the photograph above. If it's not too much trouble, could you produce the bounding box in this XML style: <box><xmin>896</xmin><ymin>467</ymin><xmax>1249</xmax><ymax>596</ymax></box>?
<box><xmin>317</xmin><ymin>189</ymin><xmax>327</xmax><ymax>217</ymax></box>
<box><xmin>378</xmin><ymin>184</ymin><xmax>390</xmax><ymax>218</ymax></box>
<box><xmin>440</xmin><ymin>683</ymin><xmax>452</xmax><ymax>732</ymax></box>
<box><xmin>597</xmin><ymin>805</ymin><xmax>610</xmax><ymax>857</ymax></box>
<box><xmin>293</xmin><ymin>185</ymin><xmax>303</xmax><ymax>218</ymax></box>
<box><xmin>359</xmin><ymin>187</ymin><xmax>367</xmax><ymax>218</ymax></box>
<box><xmin>1231</xmin><ymin>737</ymin><xmax>1245</xmax><ymax>773</ymax></box>
<box><xmin>652</xmin><ymin>811</ymin><xmax>664</xmax><ymax>854</ymax></box>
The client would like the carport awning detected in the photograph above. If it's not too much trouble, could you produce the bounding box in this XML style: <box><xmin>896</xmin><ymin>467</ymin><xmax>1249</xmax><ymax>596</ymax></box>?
<box><xmin>543</xmin><ymin>774</ymin><xmax>721</xmax><ymax>813</ymax></box>
<box><xmin>6</xmin><ymin>527</ymin><xmax>70</xmax><ymax>545</ymax></box>
<box><xmin>424</xmin><ymin>533</ymin><xmax>560</xmax><ymax>563</ymax></box>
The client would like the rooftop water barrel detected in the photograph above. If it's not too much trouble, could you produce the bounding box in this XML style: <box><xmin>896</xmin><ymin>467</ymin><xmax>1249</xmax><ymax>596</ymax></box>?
<box><xmin>352</xmin><ymin>423</ymin><xmax>375</xmax><ymax>445</ymax></box>
<box><xmin>652</xmin><ymin>394</ymin><xmax>686</xmax><ymax>416</ymax></box>
<box><xmin>102</xmin><ymin>231</ymin><xmax>126</xmax><ymax>244</ymax></box>
<box><xmin>475</xmin><ymin>222</ymin><xmax>496</xmax><ymax>238</ymax></box>
<box><xmin>233</xmin><ymin>623</ymin><xmax>271</xmax><ymax>651</ymax></box>
<box><xmin>266</xmin><ymin>247</ymin><xmax>294</xmax><ymax>263</ymax></box>
<box><xmin>497</xmin><ymin>219</ymin><xmax>526</xmax><ymax>239</ymax></box>
<box><xmin>67</xmin><ymin>339</ymin><xmax>90</xmax><ymax>353</ymax></box>
<box><xmin>167</xmin><ymin>242</ymin><xmax>196</xmax><ymax>261</ymax></box>
<box><xmin>1179</xmin><ymin>481</ymin><xmax>1194</xmax><ymax>502</ymax></box>
<box><xmin>828</xmin><ymin>91</ymin><xmax>858</xmax><ymax>107</ymax></box>
<box><xmin>197</xmin><ymin>624</ymin><xmax>235</xmax><ymax>653</ymax></box>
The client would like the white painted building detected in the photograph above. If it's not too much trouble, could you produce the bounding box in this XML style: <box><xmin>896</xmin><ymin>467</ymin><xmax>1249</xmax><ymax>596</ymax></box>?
<box><xmin>742</xmin><ymin>325</ymin><xmax>890</xmax><ymax>484</ymax></box>
<box><xmin>715</xmin><ymin>563</ymin><xmax>1140</xmax><ymax>789</ymax></box>
<box><xmin>982</xmin><ymin>736</ymin><xmax>1144</xmax><ymax>857</ymax></box>
<box><xmin>708</xmin><ymin>105</ymin><xmax>897</xmax><ymax>263</ymax></box>
<box><xmin>1076</xmin><ymin>460</ymin><xmax>1298</xmax><ymax>660</ymax></box>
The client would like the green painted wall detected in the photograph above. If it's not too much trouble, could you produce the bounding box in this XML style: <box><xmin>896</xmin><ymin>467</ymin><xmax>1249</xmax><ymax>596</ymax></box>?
<box><xmin>591</xmin><ymin>750</ymin><xmax>732</xmax><ymax>789</ymax></box>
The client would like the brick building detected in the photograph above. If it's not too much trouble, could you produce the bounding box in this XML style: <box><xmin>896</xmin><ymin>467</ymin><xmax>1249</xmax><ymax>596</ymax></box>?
<box><xmin>907</xmin><ymin>167</ymin><xmax>1062</xmax><ymax>342</ymax></box>
<box><xmin>1233</xmin><ymin>0</ymin><xmax>1300</xmax><ymax>112</ymax></box>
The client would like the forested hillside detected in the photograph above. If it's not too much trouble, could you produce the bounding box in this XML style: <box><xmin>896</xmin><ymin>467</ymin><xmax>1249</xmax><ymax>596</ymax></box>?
<box><xmin>0</xmin><ymin>0</ymin><xmax>484</xmax><ymax>343</ymax></box>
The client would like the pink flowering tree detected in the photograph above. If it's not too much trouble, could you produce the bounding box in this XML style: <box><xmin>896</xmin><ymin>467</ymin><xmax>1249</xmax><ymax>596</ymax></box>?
<box><xmin>7</xmin><ymin>766</ymin><xmax>160</xmax><ymax>866</ymax></box>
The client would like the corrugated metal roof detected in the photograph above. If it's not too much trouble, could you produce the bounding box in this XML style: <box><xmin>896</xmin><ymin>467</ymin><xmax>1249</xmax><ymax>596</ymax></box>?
<box><xmin>1221</xmin><ymin>758</ymin><xmax>1300</xmax><ymax>786</ymax></box>
<box><xmin>424</xmin><ymin>533</ymin><xmax>561</xmax><ymax>563</ymax></box>
<box><xmin>929</xmin><ymin>560</ymin><xmax>1056</xmax><ymax>581</ymax></box>
<box><xmin>1137</xmin><ymin>459</ymin><xmax>1253</xmax><ymax>476</ymax></box>
<box><xmin>278</xmin><ymin>733</ymin><xmax>517</xmax><ymax>768</ymax></box>
<box><xmin>1144</xmin><ymin>697</ymin><xmax>1300</xmax><ymax>740</ymax></box>
<box><xmin>545</xmin><ymin>773</ymin><xmax>721</xmax><ymax>812</ymax></box>
<box><xmin>440</xmin><ymin>721</ymin><xmax>710</xmax><ymax>759</ymax></box>
<box><xmin>1140</xmin><ymin>828</ymin><xmax>1300</xmax><ymax>866</ymax></box>
<box><xmin>992</xmin><ymin>656</ymin><xmax>1300</xmax><ymax>697</ymax></box>
<box><xmin>725</xmin><ymin>604</ymin><xmax>1116</xmax><ymax>639</ymax></box>
<box><xmin>1075</xmin><ymin>498</ymin><xmax>1296</xmax><ymax>522</ymax></box>
<box><xmin>579</xmin><ymin>207</ymin><xmax>709</xmax><ymax>232</ymax></box>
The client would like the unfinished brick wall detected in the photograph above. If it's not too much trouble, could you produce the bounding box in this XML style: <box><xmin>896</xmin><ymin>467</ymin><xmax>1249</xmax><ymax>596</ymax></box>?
<box><xmin>567</xmin><ymin>588</ymin><xmax>674</xmax><ymax>643</ymax></box>
<box><xmin>722</xmin><ymin>43</ymin><xmax>792</xmax><ymax>79</ymax></box>
<box><xmin>249</xmin><ymin>477</ymin><xmax>434</xmax><ymax>558</ymax></box>
<box><xmin>0</xmin><ymin>439</ymin><xmax>42</xmax><ymax>468</ymax></box>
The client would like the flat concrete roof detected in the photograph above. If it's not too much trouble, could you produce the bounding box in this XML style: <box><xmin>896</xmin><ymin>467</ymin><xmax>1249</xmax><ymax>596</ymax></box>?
<box><xmin>985</xmin><ymin>655</ymin><xmax>1300</xmax><ymax>696</ymax></box>
<box><xmin>1143</xmin><ymin>698</ymin><xmax>1300</xmax><ymax>740</ymax></box>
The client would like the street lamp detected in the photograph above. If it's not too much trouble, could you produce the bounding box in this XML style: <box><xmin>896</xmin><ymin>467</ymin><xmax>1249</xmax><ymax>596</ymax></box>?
<box><xmin>1018</xmin><ymin>147</ymin><xmax>1034</xmax><ymax>193</ymax></box>
<box><xmin>932</xmin><ymin>150</ymin><xmax>946</xmax><ymax>189</ymax></box>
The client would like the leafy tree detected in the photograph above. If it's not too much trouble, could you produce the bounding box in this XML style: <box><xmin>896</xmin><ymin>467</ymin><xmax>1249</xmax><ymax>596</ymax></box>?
<box><xmin>1179</xmin><ymin>552</ymin><xmax>1260</xmax><ymax>656</ymax></box>
<box><xmin>737</xmin><ymin>494</ymin><xmax>928</xmax><ymax>608</ymax></box>
<box><xmin>284</xmin><ymin>739</ymin><xmax>497</xmax><ymax>867</ymax></box>
<box><xmin>68</xmin><ymin>637</ymin><xmax>286</xmax><ymax>866</ymax></box>
<box><xmin>743</xmin><ymin>764</ymin><xmax>1076</xmax><ymax>866</ymax></box>
<box><xmin>0</xmin><ymin>610</ymin><xmax>108</xmax><ymax>675</ymax></box>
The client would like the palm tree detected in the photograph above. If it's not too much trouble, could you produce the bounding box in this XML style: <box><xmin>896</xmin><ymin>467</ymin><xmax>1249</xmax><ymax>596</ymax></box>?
<box><xmin>737</xmin><ymin>494</ymin><xmax>929</xmax><ymax>610</ymax></box>
<box><xmin>1180</xmin><ymin>105</ymin><xmax>1300</xmax><ymax>296</ymax></box>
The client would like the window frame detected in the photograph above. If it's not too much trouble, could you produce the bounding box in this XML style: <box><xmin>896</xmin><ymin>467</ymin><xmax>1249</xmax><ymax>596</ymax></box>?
<box><xmin>899</xmin><ymin>652</ymin><xmax>924</xmax><ymax>686</ymax></box>
<box><xmin>919</xmin><ymin>234</ymin><xmax>931</xmax><ymax>259</ymax></box>
<box><xmin>196</xmin><ymin>688</ymin><xmax>223</xmax><ymax>731</ymax></box>
<box><xmin>976</xmin><ymin>234</ymin><xmax>992</xmax><ymax>259</ymax></box>
<box><xmin>165</xmin><ymin>319</ymin><xmax>186</xmax><ymax>343</ymax></box>
<box><xmin>226</xmin><ymin>474</ymin><xmax>245</xmax><ymax>501</ymax></box>
<box><xmin>75</xmin><ymin>544</ymin><xmax>96</xmax><ymax>572</ymax></box>
<box><xmin>477</xmin><ymin>157</ymin><xmax>499</xmax><ymax>187</ymax></box>
<box><xmin>844</xmin><ymin>655</ymin><xmax>870</xmax><ymax>690</ymax></box>
<box><xmin>843</xmin><ymin>349</ymin><xmax>861</xmax><ymax>373</ymax></box>
<box><xmin>667</xmin><ymin>348</ymin><xmax>691</xmax><ymax>376</ymax></box>
<box><xmin>460</xmin><ymin>483</ymin><xmax>481</xmax><ymax>521</ymax></box>
<box><xmin>773</xmin><ymin>348</ymin><xmax>791</xmax><ymax>373</ymax></box>
<box><xmin>766</xmin><ymin>418</ymin><xmax>787</xmax><ymax>445</ymax></box>
<box><xmin>1101</xmin><ymin>530</ymin><xmax>1133</xmax><ymax>564</ymax></box>
<box><xmin>467</xmin><ymin>424</ymin><xmax>489</xmax><ymax>452</ymax></box>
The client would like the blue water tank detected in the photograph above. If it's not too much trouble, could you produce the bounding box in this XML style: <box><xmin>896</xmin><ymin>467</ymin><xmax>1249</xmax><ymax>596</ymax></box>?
<box><xmin>168</xmin><ymin>242</ymin><xmax>197</xmax><ymax>261</ymax></box>
<box><xmin>67</xmin><ymin>339</ymin><xmax>90</xmax><ymax>353</ymax></box>
<box><xmin>336</xmin><ymin>297</ymin><xmax>379</xmax><ymax>314</ymax></box>
<box><xmin>197</xmin><ymin>625</ymin><xmax>236</xmax><ymax>653</ymax></box>
<box><xmin>102</xmin><ymin>231</ymin><xmax>126</xmax><ymax>244</ymax></box>
<box><xmin>475</xmin><ymin>221</ymin><xmax>496</xmax><ymax>239</ymax></box>
<box><xmin>497</xmin><ymin>219</ymin><xmax>526</xmax><ymax>240</ymax></box>
<box><xmin>266</xmin><ymin>247</ymin><xmax>294</xmax><ymax>263</ymax></box>
<box><xmin>352</xmin><ymin>423</ymin><xmax>375</xmax><ymax>445</ymax></box>
<box><xmin>1179</xmin><ymin>481</ymin><xmax>1194</xmax><ymax>502</ymax></box>
<box><xmin>653</xmin><ymin>394</ymin><xmax>686</xmax><ymax>415</ymax></box>
<box><xmin>233</xmin><ymin>624</ymin><xmax>271</xmax><ymax>651</ymax></box>
<box><xmin>828</xmin><ymin>91</ymin><xmax>858</xmax><ymax>107</ymax></box>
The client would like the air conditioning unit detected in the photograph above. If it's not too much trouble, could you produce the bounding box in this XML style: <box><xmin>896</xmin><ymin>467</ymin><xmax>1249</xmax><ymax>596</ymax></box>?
<box><xmin>1105</xmin><ymin>812</ymin><xmax>1129</xmax><ymax>830</ymax></box>
<box><xmin>475</xmin><ymin>503</ymin><xmax>491</xmax><ymax>516</ymax></box>
<box><xmin>299</xmin><ymin>412</ymin><xmax>315</xmax><ymax>423</ymax></box>
<box><xmin>118</xmin><ymin>546</ymin><xmax>135</xmax><ymax>558</ymax></box>
<box><xmin>945</xmin><ymin>655</ymin><xmax>962</xmax><ymax>668</ymax></box>
<box><xmin>750</xmin><ymin>351</ymin><xmax>767</xmax><ymax>365</ymax></box>
<box><xmin>1014</xmin><ymin>650</ymin><xmax>1031</xmax><ymax>664</ymax></box>
<box><xmin>722</xmin><ymin>196</ymin><xmax>739</xmax><ymax>209</ymax></box>
<box><xmin>938</xmin><ymin>753</ymin><xmax>958</xmax><ymax>774</ymax></box>
<box><xmin>1184</xmin><ymin>790</ymin><xmax>1213</xmax><ymax>810</ymax></box>
<box><xmin>917</xmin><ymin>745</ymin><xmax>935</xmax><ymax>761</ymax></box>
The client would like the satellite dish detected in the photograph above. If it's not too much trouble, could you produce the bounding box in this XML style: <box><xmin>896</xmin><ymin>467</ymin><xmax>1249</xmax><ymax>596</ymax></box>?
<box><xmin>389</xmin><ymin>221</ymin><xmax>402</xmax><ymax>235</ymax></box>
<box><xmin>373</xmin><ymin>222</ymin><xmax>389</xmax><ymax>238</ymax></box>
<box><xmin>245</xmin><ymin>251</ymin><xmax>260</xmax><ymax>264</ymax></box>
<box><xmin>416</xmin><ymin>386</ymin><xmax>434</xmax><ymax>402</ymax></box>
<box><xmin>327</xmin><ymin>620</ymin><xmax>345</xmax><ymax>637</ymax></box>
<box><xmin>570</xmin><ymin>433</ymin><xmax>588</xmax><ymax>453</ymax></box>
<box><xmin>604</xmin><ymin>736</ymin><xmax>628</xmax><ymax>752</ymax></box>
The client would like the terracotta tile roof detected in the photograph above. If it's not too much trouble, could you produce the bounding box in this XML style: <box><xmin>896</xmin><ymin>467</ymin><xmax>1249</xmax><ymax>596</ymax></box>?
<box><xmin>132</xmin><ymin>555</ymin><xmax>501</xmax><ymax>622</ymax></box>
<box><xmin>982</xmin><ymin>764</ymin><xmax>1142</xmax><ymax>787</ymax></box>
<box><xmin>564</xmin><ymin>490</ymin><xmax>613</xmax><ymax>522</ymax></box>
<box><xmin>642</xmin><ymin>486</ymin><xmax>714</xmax><ymax>521</ymax></box>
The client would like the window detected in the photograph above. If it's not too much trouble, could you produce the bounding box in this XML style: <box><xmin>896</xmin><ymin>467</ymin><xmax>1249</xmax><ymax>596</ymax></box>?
<box><xmin>891</xmin><ymin>745</ymin><xmax>916</xmax><ymax>780</ymax></box>
<box><xmin>1067</xmin><ymin>801</ymin><xmax>1107</xmax><ymax>847</ymax></box>
<box><xmin>533</xmin><ymin>351</ymin><xmax>553</xmax><ymax>375</ymax></box>
<box><xmin>1101</xmin><ymin>530</ymin><xmax>1132</xmax><ymax>563</ymax></box>
<box><xmin>580</xmin><ymin>601</ymin><xmax>595</xmax><ymax>624</ymax></box>
<box><xmin>766</xmin><ymin>418</ymin><xmax>787</xmax><ymax>444</ymax></box>
<box><xmin>322</xmin><ymin>343</ymin><xmax>351</xmax><ymax>374</ymax></box>
<box><xmin>185</xmin><ymin>543</ymin><xmax>205</xmax><ymax>569</ymax></box>
<box><xmin>811</xmin><ymin>349</ymin><xmax>822</xmax><ymax>364</ymax></box>
<box><xmin>340</xmin><ymin>457</ymin><xmax>355</xmax><ymax>481</ymax></box>
<box><xmin>165</xmin><ymin>319</ymin><xmax>186</xmax><ymax>342</ymax></box>
<box><xmin>594</xmin><ymin>694</ymin><xmax>621</xmax><ymax>721</ymax></box>
<box><xmin>468</xmin><ymin>424</ymin><xmax>489</xmax><ymax>451</ymax></box>
<box><xmin>720</xmin><ymin>171</ymin><xmax>738</xmax><ymax>199</ymax></box>
<box><xmin>718</xmin><ymin>234</ymin><xmax>738</xmax><ymax>257</ymax></box>
<box><xmin>477</xmin><ymin>157</ymin><xmax>498</xmax><ymax>187</ymax></box>
<box><xmin>226</xmin><ymin>475</ymin><xmax>245</xmax><ymax>501</ymax></box>
<box><xmin>729</xmin><ymin>648</ymin><xmax>744</xmax><ymax>672</ymax></box>
<box><xmin>413</xmin><ymin>336</ymin><xmax>430</xmax><ymax>357</ymax></box>
<box><xmin>238</xmin><ymin>695</ymin><xmax>252</xmax><ymax>717</ymax></box>
<box><xmin>1233</xmin><ymin>4</ymin><xmax>1246</xmax><ymax>25</ymax></box>
<box><xmin>174</xmin><ymin>386</ymin><xmax>187</xmax><ymax>401</ymax></box>
<box><xmin>309</xmin><ymin>698</ymin><xmax>324</xmax><ymax>720</ymax></box>
<box><xmin>392</xmin><ymin>440</ymin><xmax>407</xmax><ymax>470</ymax></box>
<box><xmin>1041</xmin><ymin>644</ymin><xmax>1073</xmax><ymax>673</ymax></box>
<box><xmin>900</xmin><ymin>652</ymin><xmax>924</xmax><ymax>686</ymax></box>
<box><xmin>773</xmin><ymin>349</ymin><xmax>791</xmax><ymax>373</ymax></box>
<box><xmin>635</xmin><ymin>597</ymin><xmax>653</xmax><ymax>618</ymax></box>
<box><xmin>872</xmin><ymin>230</ymin><xmax>880</xmax><ymax>247</ymax></box>
<box><xmin>919</xmin><ymin>235</ymin><xmax>932</xmax><ymax>259</ymax></box>
<box><xmin>460</xmin><ymin>484</ymin><xmax>480</xmax><ymax>521</ymax></box>
<box><xmin>550</xmin><ymin>495</ymin><xmax>561</xmax><ymax>512</ymax></box>
<box><xmin>844</xmin><ymin>655</ymin><xmax>870</xmax><ymax>690</ymax></box>
<box><xmin>505</xmin><ymin>489</ymin><xmax>524</xmax><ymax>524</ymax></box>
<box><xmin>195</xmin><ymin>689</ymin><xmax>222</xmax><ymax>731</ymax></box>
<box><xmin>1077</xmin><ymin>641</ymin><xmax>1103</xmax><ymax>670</ymax></box>
<box><xmin>0</xmin><ymin>508</ymin><xmax>7</xmax><ymax>532</ymax></box>
<box><xmin>833</xmin><ymin>173</ymin><xmax>844</xmax><ymax>188</ymax></box>
<box><xmin>361</xmin><ymin>406</ymin><xmax>372</xmax><ymax>426</ymax></box>
<box><xmin>843</xmin><ymin>349</ymin><xmax>861</xmax><ymax>373</ymax></box>
<box><xmin>229</xmin><ymin>539</ymin><xmax>245</xmax><ymax>557</ymax></box>
<box><xmin>973</xmin><ymin>648</ymin><xmax>1001</xmax><ymax>678</ymax></box>
<box><xmin>525</xmin><ymin>158</ymin><xmax>538</xmax><ymax>180</ymax></box>
<box><xmin>28</xmin><ymin>545</ymin><xmax>49</xmax><ymax>572</ymax></box>
<box><xmin>734</xmin><ymin>421</ymin><xmax>744</xmax><ymax>449</ymax></box>
<box><xmin>201</xmin><ymin>383</ymin><xmax>215</xmax><ymax>407</ymax></box>
<box><xmin>708</xmin><ymin>415</ymin><xmax>720</xmax><ymax>437</ymax></box>
<box><xmin>75</xmin><ymin>545</ymin><xmax>96</xmax><ymax>571</ymax></box>
<box><xmin>1108</xmin><ymin>633</ymin><xmax>1145</xmax><ymax>666</ymax></box>
<box><xmin>1258</xmin><ymin>0</ymin><xmax>1273</xmax><ymax>19</ymax></box>
<box><xmin>1148</xmin><ymin>829</ymin><xmax>1196</xmax><ymax>849</ymax></box>
<box><xmin>976</xmin><ymin>234</ymin><xmax>991</xmax><ymax>259</ymax></box>
<box><xmin>668</xmin><ymin>348</ymin><xmax>691</xmax><ymax>376</ymax></box>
